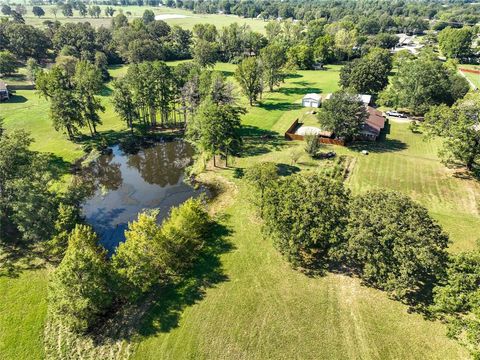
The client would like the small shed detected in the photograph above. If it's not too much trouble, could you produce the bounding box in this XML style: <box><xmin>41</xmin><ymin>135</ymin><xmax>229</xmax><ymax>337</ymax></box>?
<box><xmin>0</xmin><ymin>81</ymin><xmax>9</xmax><ymax>101</ymax></box>
<box><xmin>302</xmin><ymin>93</ymin><xmax>321</xmax><ymax>108</ymax></box>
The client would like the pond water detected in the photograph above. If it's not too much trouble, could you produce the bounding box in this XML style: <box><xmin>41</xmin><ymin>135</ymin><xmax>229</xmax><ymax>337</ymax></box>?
<box><xmin>82</xmin><ymin>141</ymin><xmax>202</xmax><ymax>253</ymax></box>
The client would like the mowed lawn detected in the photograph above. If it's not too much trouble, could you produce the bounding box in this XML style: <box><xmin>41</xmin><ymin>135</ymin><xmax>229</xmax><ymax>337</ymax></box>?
<box><xmin>0</xmin><ymin>62</ymin><xmax>479</xmax><ymax>359</ymax></box>
<box><xmin>3</xmin><ymin>5</ymin><xmax>267</xmax><ymax>33</ymax></box>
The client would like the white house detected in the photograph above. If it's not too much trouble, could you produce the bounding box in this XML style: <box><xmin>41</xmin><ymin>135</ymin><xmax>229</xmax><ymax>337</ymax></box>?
<box><xmin>302</xmin><ymin>93</ymin><xmax>321</xmax><ymax>108</ymax></box>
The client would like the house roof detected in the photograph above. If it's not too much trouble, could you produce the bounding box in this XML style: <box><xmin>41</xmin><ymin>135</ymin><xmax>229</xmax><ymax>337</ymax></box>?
<box><xmin>0</xmin><ymin>81</ymin><xmax>7</xmax><ymax>91</ymax></box>
<box><xmin>302</xmin><ymin>93</ymin><xmax>321</xmax><ymax>101</ymax></box>
<box><xmin>363</xmin><ymin>107</ymin><xmax>386</xmax><ymax>136</ymax></box>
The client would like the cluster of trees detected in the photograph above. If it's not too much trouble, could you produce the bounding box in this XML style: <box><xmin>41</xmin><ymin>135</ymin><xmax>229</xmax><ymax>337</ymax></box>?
<box><xmin>339</xmin><ymin>47</ymin><xmax>392</xmax><ymax>95</ymax></box>
<box><xmin>379</xmin><ymin>52</ymin><xmax>470</xmax><ymax>115</ymax></box>
<box><xmin>246</xmin><ymin>166</ymin><xmax>479</xmax><ymax>357</ymax></box>
<box><xmin>111</xmin><ymin>59</ymin><xmax>243</xmax><ymax>165</ymax></box>
<box><xmin>36</xmin><ymin>58</ymin><xmax>105</xmax><ymax>139</ymax></box>
<box><xmin>0</xmin><ymin>14</ymin><xmax>191</xmax><ymax>65</ymax></box>
<box><xmin>438</xmin><ymin>26</ymin><xmax>476</xmax><ymax>60</ymax></box>
<box><xmin>424</xmin><ymin>92</ymin><xmax>480</xmax><ymax>171</ymax></box>
<box><xmin>0</xmin><ymin>126</ymin><xmax>88</xmax><ymax>259</ymax></box>
<box><xmin>49</xmin><ymin>198</ymin><xmax>211</xmax><ymax>333</ymax></box>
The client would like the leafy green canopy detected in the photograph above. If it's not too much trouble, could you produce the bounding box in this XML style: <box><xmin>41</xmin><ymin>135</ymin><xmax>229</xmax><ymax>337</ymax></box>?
<box><xmin>263</xmin><ymin>173</ymin><xmax>349</xmax><ymax>272</ymax></box>
<box><xmin>379</xmin><ymin>54</ymin><xmax>469</xmax><ymax>115</ymax></box>
<box><xmin>339</xmin><ymin>48</ymin><xmax>392</xmax><ymax>95</ymax></box>
<box><xmin>317</xmin><ymin>90</ymin><xmax>368</xmax><ymax>141</ymax></box>
<box><xmin>112</xmin><ymin>198</ymin><xmax>210</xmax><ymax>297</ymax></box>
<box><xmin>425</xmin><ymin>92</ymin><xmax>480</xmax><ymax>171</ymax></box>
<box><xmin>346</xmin><ymin>190</ymin><xmax>449</xmax><ymax>302</ymax></box>
<box><xmin>432</xmin><ymin>249</ymin><xmax>480</xmax><ymax>358</ymax></box>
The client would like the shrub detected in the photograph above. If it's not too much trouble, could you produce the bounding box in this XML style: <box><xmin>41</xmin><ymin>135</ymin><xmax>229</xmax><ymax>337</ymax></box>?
<box><xmin>304</xmin><ymin>134</ymin><xmax>320</xmax><ymax>157</ymax></box>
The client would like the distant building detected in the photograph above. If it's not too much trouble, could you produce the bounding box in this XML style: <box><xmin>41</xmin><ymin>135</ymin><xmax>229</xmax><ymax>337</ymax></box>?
<box><xmin>0</xmin><ymin>81</ymin><xmax>9</xmax><ymax>101</ymax></box>
<box><xmin>302</xmin><ymin>93</ymin><xmax>321</xmax><ymax>108</ymax></box>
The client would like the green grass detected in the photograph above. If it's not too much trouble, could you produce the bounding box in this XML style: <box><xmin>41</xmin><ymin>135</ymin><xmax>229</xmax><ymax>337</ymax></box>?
<box><xmin>1</xmin><ymin>5</ymin><xmax>267</xmax><ymax>33</ymax></box>
<box><xmin>0</xmin><ymin>269</ymin><xmax>48</xmax><ymax>360</ymax></box>
<box><xmin>1</xmin><ymin>61</ymin><xmax>479</xmax><ymax>359</ymax></box>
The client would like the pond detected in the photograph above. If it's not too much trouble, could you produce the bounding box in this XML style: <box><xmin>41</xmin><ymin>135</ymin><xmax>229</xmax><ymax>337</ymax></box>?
<box><xmin>82</xmin><ymin>141</ymin><xmax>203</xmax><ymax>253</ymax></box>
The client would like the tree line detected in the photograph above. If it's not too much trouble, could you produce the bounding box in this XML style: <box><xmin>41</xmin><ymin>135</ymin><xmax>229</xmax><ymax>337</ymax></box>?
<box><xmin>245</xmin><ymin>165</ymin><xmax>480</xmax><ymax>358</ymax></box>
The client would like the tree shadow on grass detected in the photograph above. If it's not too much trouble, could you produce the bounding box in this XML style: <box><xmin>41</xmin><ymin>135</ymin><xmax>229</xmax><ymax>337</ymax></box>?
<box><xmin>349</xmin><ymin>138</ymin><xmax>408</xmax><ymax>154</ymax></box>
<box><xmin>276</xmin><ymin>163</ymin><xmax>300</xmax><ymax>176</ymax></box>
<box><xmin>0</xmin><ymin>241</ymin><xmax>45</xmax><ymax>278</ymax></box>
<box><xmin>240</xmin><ymin>126</ymin><xmax>288</xmax><ymax>157</ymax></box>
<box><xmin>284</xmin><ymin>73</ymin><xmax>302</xmax><ymax>79</ymax></box>
<box><xmin>43</xmin><ymin>153</ymin><xmax>72</xmax><ymax>177</ymax></box>
<box><xmin>258</xmin><ymin>101</ymin><xmax>302</xmax><ymax>112</ymax></box>
<box><xmin>277</xmin><ymin>87</ymin><xmax>322</xmax><ymax>96</ymax></box>
<box><xmin>133</xmin><ymin>216</ymin><xmax>234</xmax><ymax>337</ymax></box>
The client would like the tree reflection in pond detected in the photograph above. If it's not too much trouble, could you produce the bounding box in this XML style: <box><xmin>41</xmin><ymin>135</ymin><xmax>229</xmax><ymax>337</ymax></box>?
<box><xmin>82</xmin><ymin>142</ymin><xmax>202</xmax><ymax>253</ymax></box>
<box><xmin>127</xmin><ymin>140</ymin><xmax>192</xmax><ymax>187</ymax></box>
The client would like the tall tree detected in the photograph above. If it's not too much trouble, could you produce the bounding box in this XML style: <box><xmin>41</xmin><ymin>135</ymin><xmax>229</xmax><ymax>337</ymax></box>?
<box><xmin>74</xmin><ymin>61</ymin><xmax>105</xmax><ymax>136</ymax></box>
<box><xmin>112</xmin><ymin>210</ymin><xmax>168</xmax><ymax>296</ymax></box>
<box><xmin>0</xmin><ymin>51</ymin><xmax>18</xmax><ymax>76</ymax></box>
<box><xmin>112</xmin><ymin>78</ymin><xmax>138</xmax><ymax>134</ymax></box>
<box><xmin>379</xmin><ymin>56</ymin><xmax>469</xmax><ymax>114</ymax></box>
<box><xmin>244</xmin><ymin>162</ymin><xmax>278</xmax><ymax>215</ymax></box>
<box><xmin>49</xmin><ymin>225</ymin><xmax>112</xmax><ymax>333</ymax></box>
<box><xmin>186</xmin><ymin>99</ymin><xmax>243</xmax><ymax>166</ymax></box>
<box><xmin>32</xmin><ymin>6</ymin><xmax>45</xmax><ymax>18</ymax></box>
<box><xmin>339</xmin><ymin>48</ymin><xmax>392</xmax><ymax>94</ymax></box>
<box><xmin>432</xmin><ymin>249</ymin><xmax>480</xmax><ymax>358</ymax></box>
<box><xmin>235</xmin><ymin>57</ymin><xmax>263</xmax><ymax>106</ymax></box>
<box><xmin>438</xmin><ymin>27</ymin><xmax>473</xmax><ymax>59</ymax></box>
<box><xmin>192</xmin><ymin>38</ymin><xmax>218</xmax><ymax>68</ymax></box>
<box><xmin>260</xmin><ymin>43</ymin><xmax>286</xmax><ymax>91</ymax></box>
<box><xmin>36</xmin><ymin>66</ymin><xmax>85</xmax><ymax>140</ymax></box>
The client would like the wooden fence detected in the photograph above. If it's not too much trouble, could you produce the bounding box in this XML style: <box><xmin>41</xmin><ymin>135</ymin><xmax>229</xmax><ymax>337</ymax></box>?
<box><xmin>284</xmin><ymin>119</ymin><xmax>345</xmax><ymax>146</ymax></box>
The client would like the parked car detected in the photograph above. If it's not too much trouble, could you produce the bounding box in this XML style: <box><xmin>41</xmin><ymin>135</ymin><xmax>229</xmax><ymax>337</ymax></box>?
<box><xmin>386</xmin><ymin>110</ymin><xmax>407</xmax><ymax>118</ymax></box>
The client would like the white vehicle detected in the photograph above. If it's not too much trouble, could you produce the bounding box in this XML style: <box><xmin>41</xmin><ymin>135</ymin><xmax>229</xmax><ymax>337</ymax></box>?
<box><xmin>386</xmin><ymin>110</ymin><xmax>407</xmax><ymax>118</ymax></box>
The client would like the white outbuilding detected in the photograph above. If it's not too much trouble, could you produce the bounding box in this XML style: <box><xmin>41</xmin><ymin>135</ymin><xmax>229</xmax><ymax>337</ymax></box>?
<box><xmin>302</xmin><ymin>93</ymin><xmax>321</xmax><ymax>108</ymax></box>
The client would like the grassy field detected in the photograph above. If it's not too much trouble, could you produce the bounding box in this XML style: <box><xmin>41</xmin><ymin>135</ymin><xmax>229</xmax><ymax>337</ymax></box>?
<box><xmin>1</xmin><ymin>61</ymin><xmax>479</xmax><ymax>359</ymax></box>
<box><xmin>0</xmin><ymin>5</ymin><xmax>267</xmax><ymax>32</ymax></box>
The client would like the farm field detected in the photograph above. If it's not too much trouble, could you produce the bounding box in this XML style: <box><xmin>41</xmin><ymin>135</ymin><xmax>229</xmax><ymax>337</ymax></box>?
<box><xmin>0</xmin><ymin>5</ymin><xmax>268</xmax><ymax>32</ymax></box>
<box><xmin>1</xmin><ymin>61</ymin><xmax>479</xmax><ymax>359</ymax></box>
